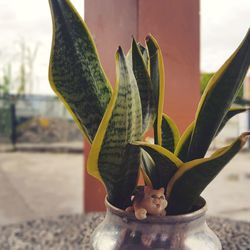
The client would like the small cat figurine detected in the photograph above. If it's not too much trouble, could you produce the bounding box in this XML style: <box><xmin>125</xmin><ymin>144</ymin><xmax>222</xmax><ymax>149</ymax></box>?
<box><xmin>126</xmin><ymin>186</ymin><xmax>168</xmax><ymax>220</ymax></box>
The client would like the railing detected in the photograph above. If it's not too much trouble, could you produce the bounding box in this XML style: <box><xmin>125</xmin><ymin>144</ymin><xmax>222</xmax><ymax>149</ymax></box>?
<box><xmin>0</xmin><ymin>94</ymin><xmax>80</xmax><ymax>145</ymax></box>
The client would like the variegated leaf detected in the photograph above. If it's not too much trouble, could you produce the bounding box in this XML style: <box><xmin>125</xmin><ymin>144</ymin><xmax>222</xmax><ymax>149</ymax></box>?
<box><xmin>138</xmin><ymin>43</ymin><xmax>149</xmax><ymax>69</ymax></box>
<box><xmin>167</xmin><ymin>132</ymin><xmax>250</xmax><ymax>215</ymax></box>
<box><xmin>87</xmin><ymin>48</ymin><xmax>142</xmax><ymax>209</ymax></box>
<box><xmin>131</xmin><ymin>38</ymin><xmax>155</xmax><ymax>135</ymax></box>
<box><xmin>161</xmin><ymin>113</ymin><xmax>180</xmax><ymax>152</ymax></box>
<box><xmin>187</xmin><ymin>29</ymin><xmax>250</xmax><ymax>161</ymax></box>
<box><xmin>175</xmin><ymin>107</ymin><xmax>250</xmax><ymax>162</ymax></box>
<box><xmin>175</xmin><ymin>122</ymin><xmax>195</xmax><ymax>162</ymax></box>
<box><xmin>48</xmin><ymin>0</ymin><xmax>112</xmax><ymax>142</ymax></box>
<box><xmin>141</xmin><ymin>150</ymin><xmax>155</xmax><ymax>187</ymax></box>
<box><xmin>146</xmin><ymin>35</ymin><xmax>165</xmax><ymax>146</ymax></box>
<box><xmin>132</xmin><ymin>141</ymin><xmax>182</xmax><ymax>190</ymax></box>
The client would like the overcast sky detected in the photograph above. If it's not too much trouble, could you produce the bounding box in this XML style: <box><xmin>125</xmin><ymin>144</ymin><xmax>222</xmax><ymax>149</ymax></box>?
<box><xmin>0</xmin><ymin>0</ymin><xmax>249</xmax><ymax>94</ymax></box>
<box><xmin>201</xmin><ymin>0</ymin><xmax>250</xmax><ymax>73</ymax></box>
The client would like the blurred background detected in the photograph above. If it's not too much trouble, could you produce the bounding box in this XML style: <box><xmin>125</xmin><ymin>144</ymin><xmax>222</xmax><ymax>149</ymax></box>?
<box><xmin>0</xmin><ymin>0</ymin><xmax>250</xmax><ymax>227</ymax></box>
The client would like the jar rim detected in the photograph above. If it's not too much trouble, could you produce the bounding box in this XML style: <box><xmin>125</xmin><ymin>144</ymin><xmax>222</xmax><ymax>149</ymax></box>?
<box><xmin>105</xmin><ymin>196</ymin><xmax>207</xmax><ymax>224</ymax></box>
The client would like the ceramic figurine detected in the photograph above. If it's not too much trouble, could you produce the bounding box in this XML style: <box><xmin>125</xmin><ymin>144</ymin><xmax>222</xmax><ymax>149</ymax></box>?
<box><xmin>126</xmin><ymin>186</ymin><xmax>168</xmax><ymax>220</ymax></box>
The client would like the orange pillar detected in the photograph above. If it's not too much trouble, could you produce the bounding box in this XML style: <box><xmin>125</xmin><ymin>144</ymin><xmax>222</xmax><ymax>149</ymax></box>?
<box><xmin>84</xmin><ymin>0</ymin><xmax>200</xmax><ymax>212</ymax></box>
<box><xmin>138</xmin><ymin>0</ymin><xmax>200</xmax><ymax>132</ymax></box>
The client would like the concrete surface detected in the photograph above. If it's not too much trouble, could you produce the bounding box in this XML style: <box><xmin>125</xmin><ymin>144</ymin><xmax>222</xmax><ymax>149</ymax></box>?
<box><xmin>0</xmin><ymin>148</ymin><xmax>250</xmax><ymax>226</ymax></box>
<box><xmin>0</xmin><ymin>152</ymin><xmax>83</xmax><ymax>226</ymax></box>
<box><xmin>203</xmin><ymin>150</ymin><xmax>250</xmax><ymax>222</ymax></box>
<box><xmin>0</xmin><ymin>141</ymin><xmax>83</xmax><ymax>153</ymax></box>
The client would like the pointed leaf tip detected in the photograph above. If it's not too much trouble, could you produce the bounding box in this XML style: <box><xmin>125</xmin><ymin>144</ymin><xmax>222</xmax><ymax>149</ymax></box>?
<box><xmin>145</xmin><ymin>34</ymin><xmax>153</xmax><ymax>42</ymax></box>
<box><xmin>186</xmin><ymin>28</ymin><xmax>250</xmax><ymax>161</ymax></box>
<box><xmin>117</xmin><ymin>46</ymin><xmax>126</xmax><ymax>63</ymax></box>
<box><xmin>240</xmin><ymin>132</ymin><xmax>250</xmax><ymax>144</ymax></box>
<box><xmin>132</xmin><ymin>37</ymin><xmax>137</xmax><ymax>47</ymax></box>
<box><xmin>167</xmin><ymin>131</ymin><xmax>249</xmax><ymax>214</ymax></box>
<box><xmin>117</xmin><ymin>46</ymin><xmax>123</xmax><ymax>54</ymax></box>
<box><xmin>48</xmin><ymin>0</ymin><xmax>112</xmax><ymax>142</ymax></box>
<box><xmin>88</xmin><ymin>42</ymin><xmax>142</xmax><ymax>208</ymax></box>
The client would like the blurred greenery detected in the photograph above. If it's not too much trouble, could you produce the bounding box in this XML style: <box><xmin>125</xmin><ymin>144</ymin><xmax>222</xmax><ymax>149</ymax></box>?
<box><xmin>0</xmin><ymin>40</ymin><xmax>39</xmax><ymax>97</ymax></box>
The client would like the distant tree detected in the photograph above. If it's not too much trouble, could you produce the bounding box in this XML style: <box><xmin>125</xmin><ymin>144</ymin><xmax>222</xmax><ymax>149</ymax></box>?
<box><xmin>0</xmin><ymin>63</ymin><xmax>12</xmax><ymax>96</ymax></box>
<box><xmin>0</xmin><ymin>40</ymin><xmax>39</xmax><ymax>148</ymax></box>
<box><xmin>0</xmin><ymin>40</ymin><xmax>39</xmax><ymax>97</ymax></box>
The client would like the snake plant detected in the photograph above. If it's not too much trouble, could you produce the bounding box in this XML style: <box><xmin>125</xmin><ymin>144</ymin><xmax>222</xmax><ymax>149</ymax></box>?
<box><xmin>48</xmin><ymin>0</ymin><xmax>250</xmax><ymax>214</ymax></box>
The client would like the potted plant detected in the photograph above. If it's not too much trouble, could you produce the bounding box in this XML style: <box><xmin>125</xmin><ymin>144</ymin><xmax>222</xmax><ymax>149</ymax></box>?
<box><xmin>48</xmin><ymin>0</ymin><xmax>250</xmax><ymax>249</ymax></box>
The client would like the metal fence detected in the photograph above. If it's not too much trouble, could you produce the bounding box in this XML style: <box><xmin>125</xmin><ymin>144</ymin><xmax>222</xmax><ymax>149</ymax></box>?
<box><xmin>0</xmin><ymin>103</ymin><xmax>13</xmax><ymax>143</ymax></box>
<box><xmin>0</xmin><ymin>94</ymin><xmax>81</xmax><ymax>144</ymax></box>
<box><xmin>0</xmin><ymin>95</ymin><xmax>72</xmax><ymax>119</ymax></box>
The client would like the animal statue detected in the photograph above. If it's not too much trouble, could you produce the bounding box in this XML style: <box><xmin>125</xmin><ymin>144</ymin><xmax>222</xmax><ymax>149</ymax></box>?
<box><xmin>126</xmin><ymin>186</ymin><xmax>168</xmax><ymax>220</ymax></box>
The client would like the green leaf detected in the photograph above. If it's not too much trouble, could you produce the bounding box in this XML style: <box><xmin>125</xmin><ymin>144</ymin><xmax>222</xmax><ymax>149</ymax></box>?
<box><xmin>48</xmin><ymin>0</ymin><xmax>112</xmax><ymax>142</ymax></box>
<box><xmin>132</xmin><ymin>141</ymin><xmax>182</xmax><ymax>190</ymax></box>
<box><xmin>146</xmin><ymin>34</ymin><xmax>165</xmax><ymax>146</ymax></box>
<box><xmin>216</xmin><ymin>107</ymin><xmax>250</xmax><ymax>136</ymax></box>
<box><xmin>235</xmin><ymin>97</ymin><xmax>250</xmax><ymax>106</ymax></box>
<box><xmin>161</xmin><ymin>113</ymin><xmax>180</xmax><ymax>152</ymax></box>
<box><xmin>138</xmin><ymin>43</ymin><xmax>149</xmax><ymax>69</ymax></box>
<box><xmin>167</xmin><ymin>132</ymin><xmax>250</xmax><ymax>215</ymax></box>
<box><xmin>200</xmin><ymin>72</ymin><xmax>214</xmax><ymax>94</ymax></box>
<box><xmin>87</xmin><ymin>47</ymin><xmax>142</xmax><ymax>209</ymax></box>
<box><xmin>175</xmin><ymin>107</ymin><xmax>249</xmax><ymax>162</ymax></box>
<box><xmin>187</xmin><ymin>29</ymin><xmax>250</xmax><ymax>161</ymax></box>
<box><xmin>141</xmin><ymin>150</ymin><xmax>155</xmax><ymax>187</ymax></box>
<box><xmin>174</xmin><ymin>122</ymin><xmax>195</xmax><ymax>162</ymax></box>
<box><xmin>131</xmin><ymin>39</ymin><xmax>156</xmax><ymax>135</ymax></box>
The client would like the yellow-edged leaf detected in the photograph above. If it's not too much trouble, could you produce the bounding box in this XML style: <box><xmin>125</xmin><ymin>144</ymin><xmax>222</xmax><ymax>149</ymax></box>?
<box><xmin>131</xmin><ymin>38</ymin><xmax>156</xmax><ymax>135</ymax></box>
<box><xmin>161</xmin><ymin>113</ymin><xmax>180</xmax><ymax>152</ymax></box>
<box><xmin>87</xmin><ymin>47</ymin><xmax>142</xmax><ymax>209</ymax></box>
<box><xmin>187</xmin><ymin>29</ymin><xmax>250</xmax><ymax>161</ymax></box>
<box><xmin>146</xmin><ymin>34</ymin><xmax>165</xmax><ymax>146</ymax></box>
<box><xmin>48</xmin><ymin>0</ymin><xmax>112</xmax><ymax>142</ymax></box>
<box><xmin>132</xmin><ymin>141</ymin><xmax>182</xmax><ymax>189</ymax></box>
<box><xmin>174</xmin><ymin>121</ymin><xmax>195</xmax><ymax>162</ymax></box>
<box><xmin>175</xmin><ymin>107</ymin><xmax>249</xmax><ymax>162</ymax></box>
<box><xmin>138</xmin><ymin>43</ymin><xmax>149</xmax><ymax>69</ymax></box>
<box><xmin>167</xmin><ymin>132</ymin><xmax>250</xmax><ymax>215</ymax></box>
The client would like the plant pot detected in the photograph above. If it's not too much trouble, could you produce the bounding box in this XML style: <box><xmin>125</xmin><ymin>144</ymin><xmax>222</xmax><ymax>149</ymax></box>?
<box><xmin>91</xmin><ymin>197</ymin><xmax>221</xmax><ymax>250</ymax></box>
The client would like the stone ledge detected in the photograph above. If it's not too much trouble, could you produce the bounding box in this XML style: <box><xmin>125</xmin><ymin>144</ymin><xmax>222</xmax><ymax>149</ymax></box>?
<box><xmin>0</xmin><ymin>213</ymin><xmax>250</xmax><ymax>249</ymax></box>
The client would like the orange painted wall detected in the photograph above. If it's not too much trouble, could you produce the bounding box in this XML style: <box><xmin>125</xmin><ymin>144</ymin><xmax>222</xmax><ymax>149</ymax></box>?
<box><xmin>84</xmin><ymin>0</ymin><xmax>200</xmax><ymax>212</ymax></box>
<box><xmin>84</xmin><ymin>0</ymin><xmax>138</xmax><ymax>85</ymax></box>
<box><xmin>138</xmin><ymin>0</ymin><xmax>200</xmax><ymax>132</ymax></box>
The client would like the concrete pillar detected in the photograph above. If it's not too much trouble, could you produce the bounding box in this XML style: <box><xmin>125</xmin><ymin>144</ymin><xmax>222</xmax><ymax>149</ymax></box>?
<box><xmin>84</xmin><ymin>0</ymin><xmax>200</xmax><ymax>212</ymax></box>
